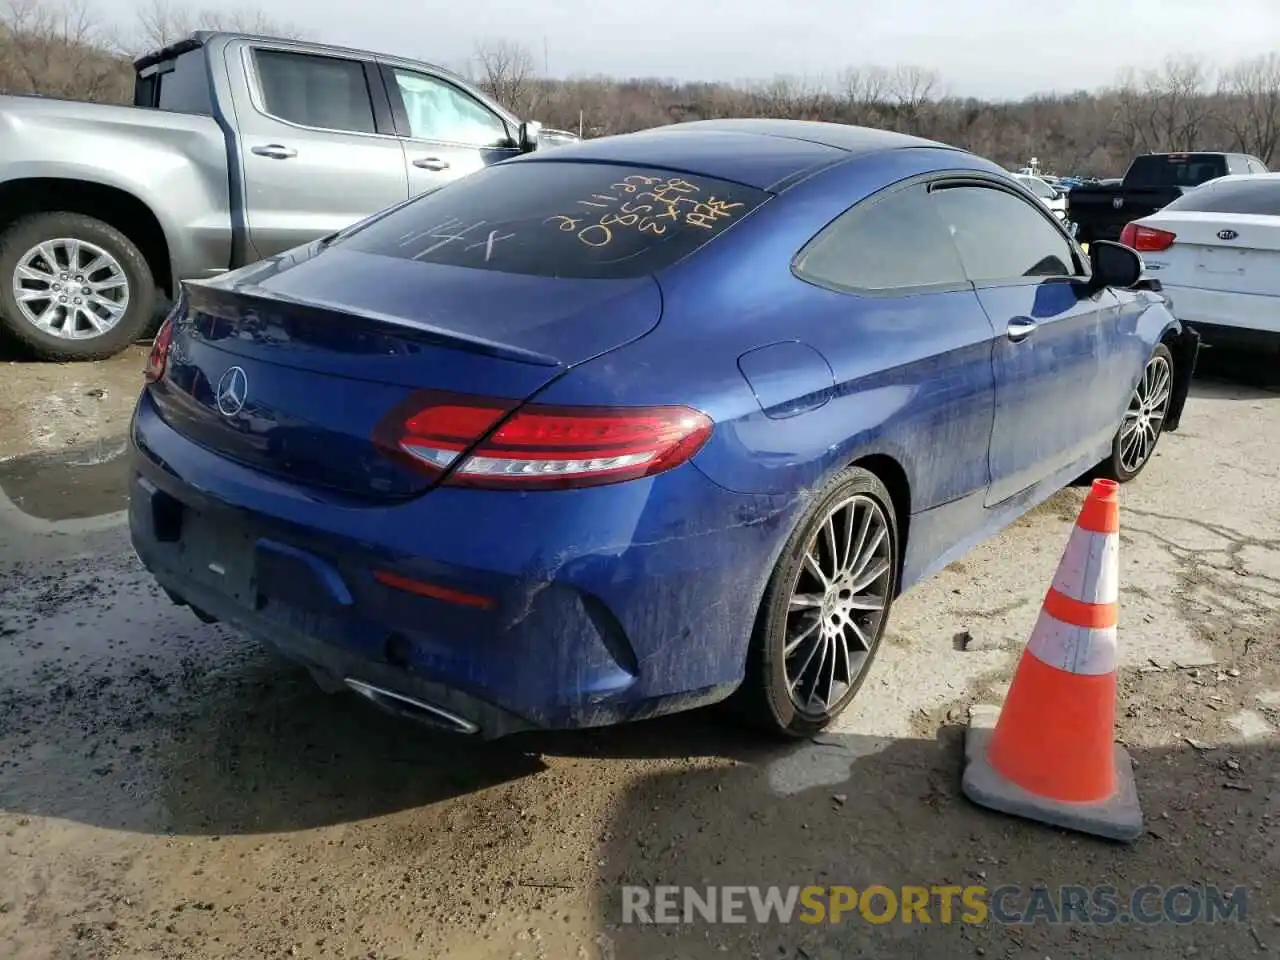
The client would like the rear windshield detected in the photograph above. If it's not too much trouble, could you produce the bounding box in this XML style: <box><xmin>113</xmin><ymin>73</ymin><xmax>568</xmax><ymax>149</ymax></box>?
<box><xmin>1125</xmin><ymin>155</ymin><xmax>1229</xmax><ymax>188</ymax></box>
<box><xmin>1164</xmin><ymin>178</ymin><xmax>1280</xmax><ymax>216</ymax></box>
<box><xmin>339</xmin><ymin>161</ymin><xmax>770</xmax><ymax>279</ymax></box>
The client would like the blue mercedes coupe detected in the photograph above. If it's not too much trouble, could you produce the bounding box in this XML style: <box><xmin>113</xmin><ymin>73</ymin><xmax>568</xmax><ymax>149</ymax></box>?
<box><xmin>129</xmin><ymin>120</ymin><xmax>1198</xmax><ymax>738</ymax></box>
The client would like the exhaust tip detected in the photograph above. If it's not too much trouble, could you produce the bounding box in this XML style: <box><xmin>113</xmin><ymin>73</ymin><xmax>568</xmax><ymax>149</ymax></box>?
<box><xmin>343</xmin><ymin>678</ymin><xmax>480</xmax><ymax>735</ymax></box>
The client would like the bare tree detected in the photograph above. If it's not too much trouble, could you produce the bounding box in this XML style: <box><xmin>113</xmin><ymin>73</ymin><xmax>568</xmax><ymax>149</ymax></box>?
<box><xmin>886</xmin><ymin>64</ymin><xmax>941</xmax><ymax>132</ymax></box>
<box><xmin>1220</xmin><ymin>53</ymin><xmax>1280</xmax><ymax>163</ymax></box>
<box><xmin>835</xmin><ymin>66</ymin><xmax>890</xmax><ymax>124</ymax></box>
<box><xmin>2</xmin><ymin>8</ymin><xmax>1274</xmax><ymax>178</ymax></box>
<box><xmin>471</xmin><ymin>38</ymin><xmax>537</xmax><ymax>116</ymax></box>
<box><xmin>1150</xmin><ymin>55</ymin><xmax>1212</xmax><ymax>149</ymax></box>
<box><xmin>131</xmin><ymin>0</ymin><xmax>302</xmax><ymax>53</ymax></box>
<box><xmin>0</xmin><ymin>0</ymin><xmax>128</xmax><ymax>100</ymax></box>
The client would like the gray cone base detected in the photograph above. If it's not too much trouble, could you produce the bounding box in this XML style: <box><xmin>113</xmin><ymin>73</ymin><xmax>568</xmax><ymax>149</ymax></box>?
<box><xmin>961</xmin><ymin>704</ymin><xmax>1144</xmax><ymax>843</ymax></box>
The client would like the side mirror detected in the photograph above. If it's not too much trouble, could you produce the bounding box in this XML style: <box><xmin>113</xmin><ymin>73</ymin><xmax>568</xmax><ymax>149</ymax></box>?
<box><xmin>1089</xmin><ymin>240</ymin><xmax>1144</xmax><ymax>289</ymax></box>
<box><xmin>518</xmin><ymin>120</ymin><xmax>543</xmax><ymax>153</ymax></box>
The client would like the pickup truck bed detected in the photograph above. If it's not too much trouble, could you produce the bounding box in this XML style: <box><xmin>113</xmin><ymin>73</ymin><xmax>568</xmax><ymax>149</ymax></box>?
<box><xmin>1070</xmin><ymin>152</ymin><xmax>1268</xmax><ymax>246</ymax></box>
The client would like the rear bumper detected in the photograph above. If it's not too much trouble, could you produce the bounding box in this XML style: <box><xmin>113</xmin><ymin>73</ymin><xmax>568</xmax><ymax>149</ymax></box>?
<box><xmin>1163</xmin><ymin>284</ymin><xmax>1280</xmax><ymax>338</ymax></box>
<box><xmin>128</xmin><ymin>389</ymin><xmax>794</xmax><ymax>737</ymax></box>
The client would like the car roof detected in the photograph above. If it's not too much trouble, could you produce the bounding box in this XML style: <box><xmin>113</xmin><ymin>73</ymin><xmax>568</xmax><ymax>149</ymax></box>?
<box><xmin>1198</xmin><ymin>173</ymin><xmax>1280</xmax><ymax>185</ymax></box>
<box><xmin>520</xmin><ymin>120</ymin><xmax>964</xmax><ymax>192</ymax></box>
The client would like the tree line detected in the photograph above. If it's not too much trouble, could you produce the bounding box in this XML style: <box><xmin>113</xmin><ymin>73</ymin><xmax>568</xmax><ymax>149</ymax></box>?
<box><xmin>3</xmin><ymin>0</ymin><xmax>1277</xmax><ymax>177</ymax></box>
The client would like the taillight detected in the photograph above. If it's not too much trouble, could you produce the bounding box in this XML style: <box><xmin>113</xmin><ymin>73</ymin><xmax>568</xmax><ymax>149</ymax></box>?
<box><xmin>144</xmin><ymin>317</ymin><xmax>174</xmax><ymax>382</ymax></box>
<box><xmin>1119</xmin><ymin>223</ymin><xmax>1176</xmax><ymax>252</ymax></box>
<box><xmin>372</xmin><ymin>391</ymin><xmax>714</xmax><ymax>489</ymax></box>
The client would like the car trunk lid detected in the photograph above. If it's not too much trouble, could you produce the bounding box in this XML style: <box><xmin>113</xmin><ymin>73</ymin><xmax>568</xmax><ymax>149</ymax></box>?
<box><xmin>1141</xmin><ymin>212</ymin><xmax>1280</xmax><ymax>296</ymax></box>
<box><xmin>150</xmin><ymin>249</ymin><xmax>663</xmax><ymax>500</ymax></box>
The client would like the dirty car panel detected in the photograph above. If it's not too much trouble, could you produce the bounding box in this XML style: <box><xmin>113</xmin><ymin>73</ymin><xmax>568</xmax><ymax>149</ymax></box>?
<box><xmin>128</xmin><ymin>122</ymin><xmax>1189</xmax><ymax>737</ymax></box>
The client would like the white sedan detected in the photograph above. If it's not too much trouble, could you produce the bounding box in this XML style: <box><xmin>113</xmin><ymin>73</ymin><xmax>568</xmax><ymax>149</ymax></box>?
<box><xmin>1013</xmin><ymin>174</ymin><xmax>1069</xmax><ymax>221</ymax></box>
<box><xmin>1121</xmin><ymin>174</ymin><xmax>1280</xmax><ymax>351</ymax></box>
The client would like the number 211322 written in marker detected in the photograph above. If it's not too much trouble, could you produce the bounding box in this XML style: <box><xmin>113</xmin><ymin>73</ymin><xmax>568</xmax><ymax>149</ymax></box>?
<box><xmin>544</xmin><ymin>175</ymin><xmax>747</xmax><ymax>248</ymax></box>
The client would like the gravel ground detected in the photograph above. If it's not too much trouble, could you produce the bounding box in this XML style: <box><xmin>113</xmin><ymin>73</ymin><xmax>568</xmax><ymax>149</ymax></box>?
<box><xmin>0</xmin><ymin>343</ymin><xmax>1277</xmax><ymax>960</ymax></box>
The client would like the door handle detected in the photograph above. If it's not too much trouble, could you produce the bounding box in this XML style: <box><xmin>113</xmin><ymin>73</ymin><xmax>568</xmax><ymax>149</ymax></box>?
<box><xmin>413</xmin><ymin>157</ymin><xmax>451</xmax><ymax>171</ymax></box>
<box><xmin>1007</xmin><ymin>317</ymin><xmax>1038</xmax><ymax>342</ymax></box>
<box><xmin>251</xmin><ymin>144</ymin><xmax>297</xmax><ymax>159</ymax></box>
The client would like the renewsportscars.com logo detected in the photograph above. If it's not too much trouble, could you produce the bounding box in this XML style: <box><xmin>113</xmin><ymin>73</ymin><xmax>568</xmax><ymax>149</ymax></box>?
<box><xmin>621</xmin><ymin>884</ymin><xmax>1250</xmax><ymax>926</ymax></box>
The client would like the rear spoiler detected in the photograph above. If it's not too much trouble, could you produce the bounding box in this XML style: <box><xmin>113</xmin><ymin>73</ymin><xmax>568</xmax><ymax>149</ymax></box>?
<box><xmin>134</xmin><ymin>35</ymin><xmax>204</xmax><ymax>73</ymax></box>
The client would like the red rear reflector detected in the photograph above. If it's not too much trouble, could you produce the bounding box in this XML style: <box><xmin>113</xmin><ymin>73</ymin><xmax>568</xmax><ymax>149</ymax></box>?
<box><xmin>373</xmin><ymin>570</ymin><xmax>494</xmax><ymax>608</ymax></box>
<box><xmin>1119</xmin><ymin>223</ymin><xmax>1176</xmax><ymax>253</ymax></box>
<box><xmin>373</xmin><ymin>391</ymin><xmax>714</xmax><ymax>489</ymax></box>
<box><xmin>144</xmin><ymin>317</ymin><xmax>174</xmax><ymax>382</ymax></box>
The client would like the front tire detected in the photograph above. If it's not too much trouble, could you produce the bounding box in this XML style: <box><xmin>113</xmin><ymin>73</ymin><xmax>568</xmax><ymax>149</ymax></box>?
<box><xmin>0</xmin><ymin>212</ymin><xmax>157</xmax><ymax>361</ymax></box>
<box><xmin>1099</xmin><ymin>343</ymin><xmax>1174</xmax><ymax>483</ymax></box>
<box><xmin>738</xmin><ymin>466</ymin><xmax>900</xmax><ymax>737</ymax></box>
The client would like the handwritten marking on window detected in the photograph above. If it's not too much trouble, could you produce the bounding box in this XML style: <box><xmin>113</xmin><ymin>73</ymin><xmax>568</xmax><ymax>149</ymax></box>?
<box><xmin>399</xmin><ymin>218</ymin><xmax>515</xmax><ymax>262</ymax></box>
<box><xmin>545</xmin><ymin>175</ymin><xmax>749</xmax><ymax>249</ymax></box>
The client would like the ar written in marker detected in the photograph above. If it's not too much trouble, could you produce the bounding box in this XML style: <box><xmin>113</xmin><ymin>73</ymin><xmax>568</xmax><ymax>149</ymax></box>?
<box><xmin>397</xmin><ymin>218</ymin><xmax>517</xmax><ymax>262</ymax></box>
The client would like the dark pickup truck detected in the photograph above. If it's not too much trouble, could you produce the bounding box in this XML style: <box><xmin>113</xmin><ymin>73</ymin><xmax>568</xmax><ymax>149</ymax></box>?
<box><xmin>1068</xmin><ymin>152</ymin><xmax>1269</xmax><ymax>246</ymax></box>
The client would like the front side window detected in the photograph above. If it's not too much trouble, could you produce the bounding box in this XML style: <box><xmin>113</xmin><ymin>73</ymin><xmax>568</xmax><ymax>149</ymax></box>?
<box><xmin>931</xmin><ymin>185</ymin><xmax>1077</xmax><ymax>281</ymax></box>
<box><xmin>253</xmin><ymin>49</ymin><xmax>376</xmax><ymax>134</ymax></box>
<box><xmin>339</xmin><ymin>161</ymin><xmax>769</xmax><ymax>279</ymax></box>
<box><xmin>391</xmin><ymin>69</ymin><xmax>509</xmax><ymax>147</ymax></box>
<box><xmin>794</xmin><ymin>183</ymin><xmax>967</xmax><ymax>292</ymax></box>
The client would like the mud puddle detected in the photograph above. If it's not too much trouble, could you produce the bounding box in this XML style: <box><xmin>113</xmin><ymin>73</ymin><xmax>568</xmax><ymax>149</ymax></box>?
<box><xmin>0</xmin><ymin>435</ymin><xmax>130</xmax><ymax>522</ymax></box>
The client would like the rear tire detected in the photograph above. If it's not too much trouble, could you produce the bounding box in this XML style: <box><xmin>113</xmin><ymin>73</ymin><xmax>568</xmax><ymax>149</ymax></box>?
<box><xmin>737</xmin><ymin>466</ymin><xmax>900</xmax><ymax>738</ymax></box>
<box><xmin>1098</xmin><ymin>343</ymin><xmax>1174</xmax><ymax>483</ymax></box>
<box><xmin>0</xmin><ymin>212</ymin><xmax>157</xmax><ymax>361</ymax></box>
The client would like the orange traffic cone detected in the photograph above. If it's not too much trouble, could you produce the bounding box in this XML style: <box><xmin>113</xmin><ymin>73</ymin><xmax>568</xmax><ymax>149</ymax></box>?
<box><xmin>961</xmin><ymin>478</ymin><xmax>1143</xmax><ymax>842</ymax></box>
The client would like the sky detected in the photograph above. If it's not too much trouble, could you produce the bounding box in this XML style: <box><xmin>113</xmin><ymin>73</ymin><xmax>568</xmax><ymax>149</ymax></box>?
<box><xmin>108</xmin><ymin>0</ymin><xmax>1280</xmax><ymax>100</ymax></box>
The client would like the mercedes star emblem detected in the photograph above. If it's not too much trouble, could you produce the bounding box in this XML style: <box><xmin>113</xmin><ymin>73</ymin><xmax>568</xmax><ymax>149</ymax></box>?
<box><xmin>215</xmin><ymin>366</ymin><xmax>248</xmax><ymax>418</ymax></box>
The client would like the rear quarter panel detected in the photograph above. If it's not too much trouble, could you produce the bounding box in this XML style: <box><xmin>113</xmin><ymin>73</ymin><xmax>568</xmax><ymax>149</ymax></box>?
<box><xmin>535</xmin><ymin>146</ymin><xmax>1006</xmax><ymax>510</ymax></box>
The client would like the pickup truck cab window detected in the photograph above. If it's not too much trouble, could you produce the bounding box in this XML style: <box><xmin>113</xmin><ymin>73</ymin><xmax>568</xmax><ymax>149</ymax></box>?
<box><xmin>253</xmin><ymin>49</ymin><xmax>377</xmax><ymax>135</ymax></box>
<box><xmin>387</xmin><ymin>67</ymin><xmax>510</xmax><ymax>147</ymax></box>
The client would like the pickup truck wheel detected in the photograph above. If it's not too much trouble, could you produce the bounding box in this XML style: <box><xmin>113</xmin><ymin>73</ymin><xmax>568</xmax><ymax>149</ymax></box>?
<box><xmin>0</xmin><ymin>212</ymin><xmax>157</xmax><ymax>361</ymax></box>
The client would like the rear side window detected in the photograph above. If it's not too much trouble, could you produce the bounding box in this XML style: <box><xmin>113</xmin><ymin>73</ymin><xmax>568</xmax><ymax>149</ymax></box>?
<box><xmin>794</xmin><ymin>183</ymin><xmax>966</xmax><ymax>292</ymax></box>
<box><xmin>1125</xmin><ymin>155</ymin><xmax>1228</xmax><ymax>188</ymax></box>
<box><xmin>135</xmin><ymin>50</ymin><xmax>212</xmax><ymax>115</ymax></box>
<box><xmin>1164</xmin><ymin>178</ymin><xmax>1280</xmax><ymax>216</ymax></box>
<box><xmin>254</xmin><ymin>49</ymin><xmax>376</xmax><ymax>135</ymax></box>
<box><xmin>340</xmin><ymin>162</ymin><xmax>769</xmax><ymax>279</ymax></box>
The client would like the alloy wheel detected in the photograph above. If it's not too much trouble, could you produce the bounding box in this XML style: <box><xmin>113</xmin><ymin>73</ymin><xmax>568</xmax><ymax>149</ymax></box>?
<box><xmin>11</xmin><ymin>238</ymin><xmax>131</xmax><ymax>340</ymax></box>
<box><xmin>783</xmin><ymin>493</ymin><xmax>893</xmax><ymax>716</ymax></box>
<box><xmin>1120</xmin><ymin>353</ymin><xmax>1172</xmax><ymax>474</ymax></box>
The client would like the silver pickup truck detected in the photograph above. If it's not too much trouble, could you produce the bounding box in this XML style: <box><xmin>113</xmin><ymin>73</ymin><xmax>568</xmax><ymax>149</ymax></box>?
<box><xmin>0</xmin><ymin>31</ymin><xmax>576</xmax><ymax>361</ymax></box>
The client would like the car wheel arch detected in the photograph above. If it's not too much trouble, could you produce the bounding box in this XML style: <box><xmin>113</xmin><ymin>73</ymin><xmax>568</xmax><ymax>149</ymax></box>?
<box><xmin>848</xmin><ymin>452</ymin><xmax>912</xmax><ymax>593</ymax></box>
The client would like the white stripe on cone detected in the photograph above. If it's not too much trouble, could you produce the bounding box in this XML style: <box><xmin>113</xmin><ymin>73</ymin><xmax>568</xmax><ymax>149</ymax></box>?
<box><xmin>1026</xmin><ymin>614</ymin><xmax>1118</xmax><ymax>676</ymax></box>
<box><xmin>1050</xmin><ymin>527</ymin><xmax>1119</xmax><ymax>605</ymax></box>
